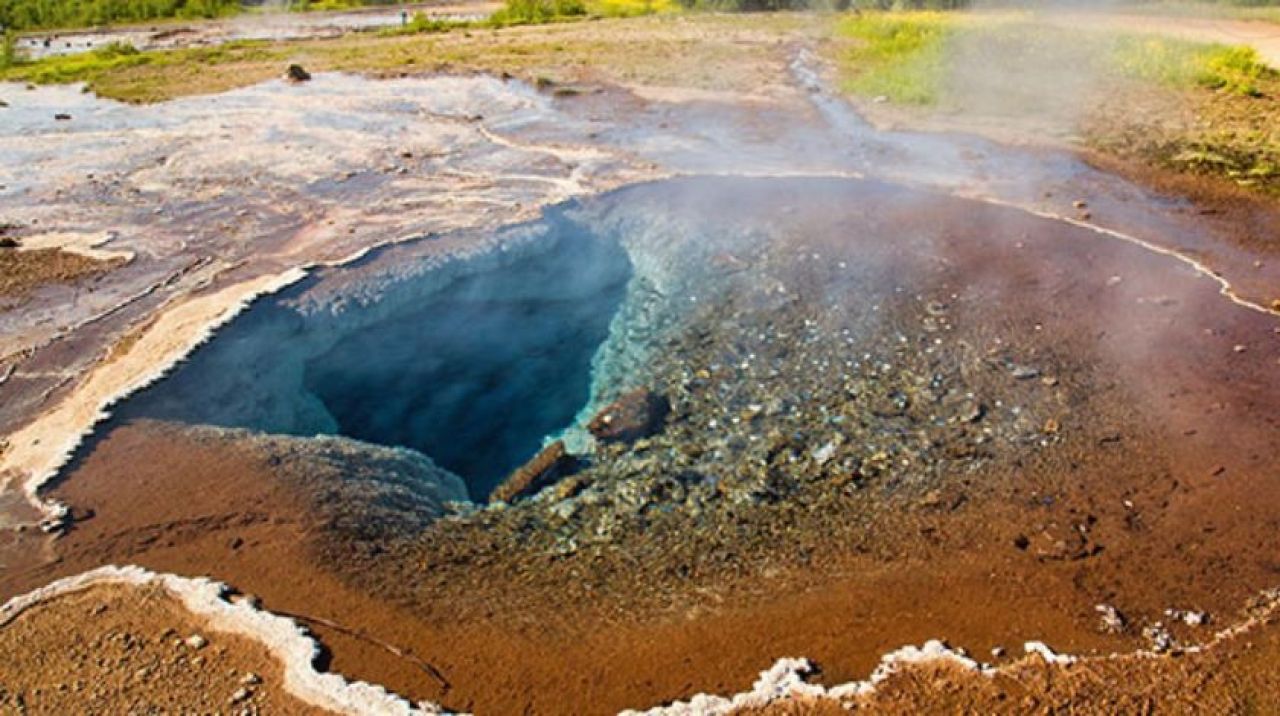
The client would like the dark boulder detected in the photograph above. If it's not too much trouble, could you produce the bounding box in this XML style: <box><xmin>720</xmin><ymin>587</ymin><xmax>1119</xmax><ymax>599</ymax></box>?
<box><xmin>285</xmin><ymin>64</ymin><xmax>312</xmax><ymax>83</ymax></box>
<box><xmin>588</xmin><ymin>388</ymin><xmax>670</xmax><ymax>444</ymax></box>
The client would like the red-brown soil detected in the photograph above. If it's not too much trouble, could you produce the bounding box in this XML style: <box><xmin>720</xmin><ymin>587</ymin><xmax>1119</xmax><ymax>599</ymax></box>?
<box><xmin>740</xmin><ymin>597</ymin><xmax>1280</xmax><ymax>714</ymax></box>
<box><xmin>0</xmin><ymin>582</ymin><xmax>323</xmax><ymax>714</ymax></box>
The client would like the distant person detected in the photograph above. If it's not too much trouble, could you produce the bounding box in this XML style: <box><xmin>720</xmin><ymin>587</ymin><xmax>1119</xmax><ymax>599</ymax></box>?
<box><xmin>401</xmin><ymin>9</ymin><xmax>409</xmax><ymax>26</ymax></box>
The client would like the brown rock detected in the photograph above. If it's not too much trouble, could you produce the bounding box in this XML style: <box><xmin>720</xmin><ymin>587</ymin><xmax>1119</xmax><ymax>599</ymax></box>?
<box><xmin>284</xmin><ymin>65</ymin><xmax>312</xmax><ymax>83</ymax></box>
<box><xmin>587</xmin><ymin>388</ymin><xmax>670</xmax><ymax>444</ymax></box>
<box><xmin>489</xmin><ymin>441</ymin><xmax>578</xmax><ymax>504</ymax></box>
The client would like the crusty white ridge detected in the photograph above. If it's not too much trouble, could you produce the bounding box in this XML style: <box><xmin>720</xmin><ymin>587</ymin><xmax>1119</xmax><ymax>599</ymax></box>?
<box><xmin>620</xmin><ymin>587</ymin><xmax>1280</xmax><ymax>716</ymax></box>
<box><xmin>618</xmin><ymin>639</ymin><xmax>995</xmax><ymax>715</ymax></box>
<box><xmin>0</xmin><ymin>565</ymin><xmax>449</xmax><ymax>715</ymax></box>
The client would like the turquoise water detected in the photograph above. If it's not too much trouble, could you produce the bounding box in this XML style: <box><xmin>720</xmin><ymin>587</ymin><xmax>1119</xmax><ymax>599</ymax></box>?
<box><xmin>114</xmin><ymin>215</ymin><xmax>632</xmax><ymax>501</ymax></box>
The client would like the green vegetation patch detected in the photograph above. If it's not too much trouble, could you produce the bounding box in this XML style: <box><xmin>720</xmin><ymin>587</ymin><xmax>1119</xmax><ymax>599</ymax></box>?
<box><xmin>832</xmin><ymin>11</ymin><xmax>1280</xmax><ymax>194</ymax></box>
<box><xmin>0</xmin><ymin>0</ymin><xmax>239</xmax><ymax>32</ymax></box>
<box><xmin>490</xmin><ymin>0</ymin><xmax>588</xmax><ymax>26</ymax></box>
<box><xmin>834</xmin><ymin>12</ymin><xmax>952</xmax><ymax>104</ymax></box>
<box><xmin>836</xmin><ymin>13</ymin><xmax>1278</xmax><ymax>105</ymax></box>
<box><xmin>588</xmin><ymin>0</ymin><xmax>678</xmax><ymax>18</ymax></box>
<box><xmin>377</xmin><ymin>12</ymin><xmax>470</xmax><ymax>37</ymax></box>
<box><xmin>2</xmin><ymin>41</ymin><xmax>151</xmax><ymax>83</ymax></box>
<box><xmin>1113</xmin><ymin>36</ymin><xmax>1276</xmax><ymax>96</ymax></box>
<box><xmin>0</xmin><ymin>38</ymin><xmax>281</xmax><ymax>100</ymax></box>
<box><xmin>2</xmin><ymin>30</ymin><xmax>19</xmax><ymax>70</ymax></box>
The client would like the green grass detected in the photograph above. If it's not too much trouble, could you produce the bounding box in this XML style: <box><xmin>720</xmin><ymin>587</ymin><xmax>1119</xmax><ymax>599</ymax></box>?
<box><xmin>489</xmin><ymin>0</ymin><xmax>587</xmax><ymax>26</ymax></box>
<box><xmin>385</xmin><ymin>0</ymin><xmax>664</xmax><ymax>35</ymax></box>
<box><xmin>1113</xmin><ymin>35</ymin><xmax>1275</xmax><ymax>96</ymax></box>
<box><xmin>835</xmin><ymin>11</ymin><xmax>1277</xmax><ymax>106</ymax></box>
<box><xmin>377</xmin><ymin>12</ymin><xmax>471</xmax><ymax>36</ymax></box>
<box><xmin>0</xmin><ymin>0</ymin><xmax>673</xmax><ymax>92</ymax></box>
<box><xmin>588</xmin><ymin>0</ymin><xmax>678</xmax><ymax>18</ymax></box>
<box><xmin>1</xmin><ymin>41</ymin><xmax>151</xmax><ymax>84</ymax></box>
<box><xmin>834</xmin><ymin>12</ymin><xmax>952</xmax><ymax>104</ymax></box>
<box><xmin>383</xmin><ymin>0</ymin><xmax>656</xmax><ymax>38</ymax></box>
<box><xmin>1</xmin><ymin>31</ymin><xmax>19</xmax><ymax>71</ymax></box>
<box><xmin>1</xmin><ymin>0</ymin><xmax>240</xmax><ymax>33</ymax></box>
<box><xmin>287</xmin><ymin>0</ymin><xmax>373</xmax><ymax>11</ymax></box>
<box><xmin>831</xmin><ymin>10</ymin><xmax>1280</xmax><ymax>194</ymax></box>
<box><xmin>0</xmin><ymin>38</ymin><xmax>282</xmax><ymax>98</ymax></box>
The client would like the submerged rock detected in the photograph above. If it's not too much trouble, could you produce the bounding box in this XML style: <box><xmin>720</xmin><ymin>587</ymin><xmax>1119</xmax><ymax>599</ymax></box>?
<box><xmin>490</xmin><ymin>440</ymin><xmax>580</xmax><ymax>504</ymax></box>
<box><xmin>588</xmin><ymin>388</ymin><xmax>670</xmax><ymax>444</ymax></box>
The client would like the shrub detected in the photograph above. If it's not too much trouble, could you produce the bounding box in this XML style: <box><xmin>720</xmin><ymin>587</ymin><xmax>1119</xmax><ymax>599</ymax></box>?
<box><xmin>1</xmin><ymin>31</ymin><xmax>20</xmax><ymax>70</ymax></box>
<box><xmin>490</xmin><ymin>0</ymin><xmax>587</xmax><ymax>26</ymax></box>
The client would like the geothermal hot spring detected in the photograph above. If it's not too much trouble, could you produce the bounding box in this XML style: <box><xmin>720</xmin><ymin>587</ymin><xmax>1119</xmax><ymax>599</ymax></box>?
<box><xmin>98</xmin><ymin>172</ymin><xmax>1279</xmax><ymax>533</ymax></box>
<box><xmin>26</xmin><ymin>170</ymin><xmax>1280</xmax><ymax>715</ymax></box>
<box><xmin>111</xmin><ymin>201</ymin><xmax>639</xmax><ymax>502</ymax></box>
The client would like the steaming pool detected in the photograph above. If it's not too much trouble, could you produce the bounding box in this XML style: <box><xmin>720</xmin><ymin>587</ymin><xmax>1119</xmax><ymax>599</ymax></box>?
<box><xmin>23</xmin><ymin>168</ymin><xmax>1280</xmax><ymax>716</ymax></box>
<box><xmin>91</xmin><ymin>173</ymin><xmax>1279</xmax><ymax>525</ymax></box>
<box><xmin>114</xmin><ymin>202</ymin><xmax>633</xmax><ymax>501</ymax></box>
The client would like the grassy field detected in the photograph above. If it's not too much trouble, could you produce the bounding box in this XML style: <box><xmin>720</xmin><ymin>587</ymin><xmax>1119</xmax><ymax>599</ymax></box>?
<box><xmin>832</xmin><ymin>11</ymin><xmax>1276</xmax><ymax>102</ymax></box>
<box><xmin>0</xmin><ymin>12</ymin><xmax>808</xmax><ymax>102</ymax></box>
<box><xmin>834</xmin><ymin>11</ymin><xmax>952</xmax><ymax>104</ymax></box>
<box><xmin>829</xmin><ymin>11</ymin><xmax>1280</xmax><ymax>193</ymax></box>
<box><xmin>0</xmin><ymin>0</ymin><xmax>692</xmax><ymax>91</ymax></box>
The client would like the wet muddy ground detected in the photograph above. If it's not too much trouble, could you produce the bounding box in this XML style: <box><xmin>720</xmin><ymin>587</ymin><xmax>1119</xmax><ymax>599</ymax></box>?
<box><xmin>1</xmin><ymin>36</ymin><xmax>1279</xmax><ymax>716</ymax></box>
